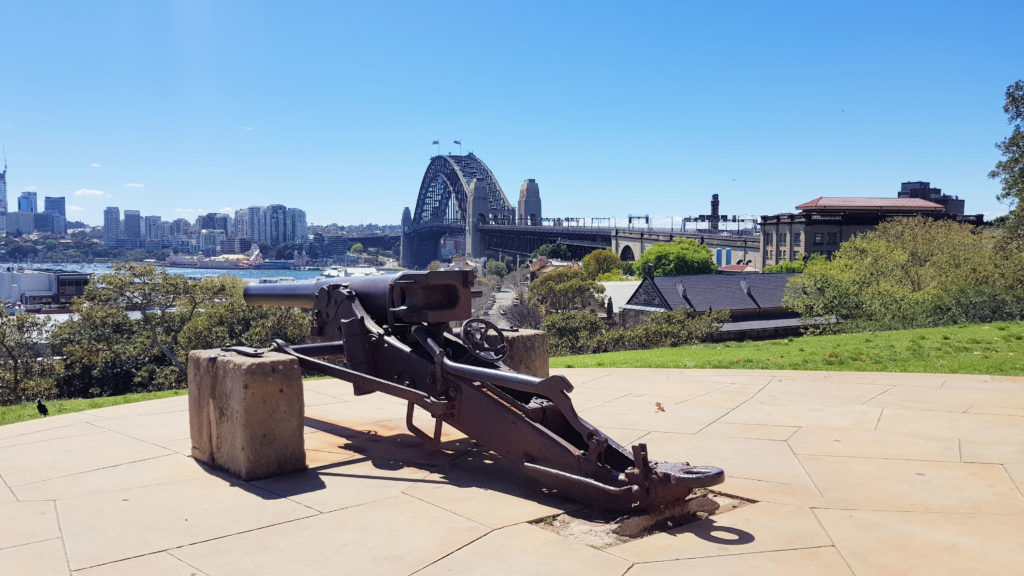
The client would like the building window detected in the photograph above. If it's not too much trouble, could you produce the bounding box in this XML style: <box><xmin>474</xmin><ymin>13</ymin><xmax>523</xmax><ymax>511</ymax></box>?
<box><xmin>782</xmin><ymin>250</ymin><xmax>788</xmax><ymax>259</ymax></box>
<box><xmin>827</xmin><ymin>232</ymin><xmax>838</xmax><ymax>244</ymax></box>
<box><xmin>780</xmin><ymin>232</ymin><xmax>788</xmax><ymax>244</ymax></box>
<box><xmin>765</xmin><ymin>232</ymin><xmax>773</xmax><ymax>245</ymax></box>
<box><xmin>814</xmin><ymin>232</ymin><xmax>824</xmax><ymax>245</ymax></box>
<box><xmin>793</xmin><ymin>232</ymin><xmax>801</xmax><ymax>245</ymax></box>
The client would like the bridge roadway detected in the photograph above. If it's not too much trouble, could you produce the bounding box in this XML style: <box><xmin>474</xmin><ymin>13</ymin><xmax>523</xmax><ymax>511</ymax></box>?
<box><xmin>480</xmin><ymin>224</ymin><xmax>762</xmax><ymax>267</ymax></box>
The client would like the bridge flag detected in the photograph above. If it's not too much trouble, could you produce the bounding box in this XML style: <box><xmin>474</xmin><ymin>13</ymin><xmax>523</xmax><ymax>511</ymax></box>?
<box><xmin>431</xmin><ymin>140</ymin><xmax>439</xmax><ymax>145</ymax></box>
<box><xmin>453</xmin><ymin>140</ymin><xmax>461</xmax><ymax>145</ymax></box>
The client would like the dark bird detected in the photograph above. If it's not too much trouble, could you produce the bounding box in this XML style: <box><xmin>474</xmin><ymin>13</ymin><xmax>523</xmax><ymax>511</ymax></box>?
<box><xmin>36</xmin><ymin>399</ymin><xmax>49</xmax><ymax>417</ymax></box>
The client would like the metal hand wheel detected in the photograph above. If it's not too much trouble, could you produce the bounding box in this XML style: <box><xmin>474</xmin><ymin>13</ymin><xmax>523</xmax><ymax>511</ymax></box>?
<box><xmin>460</xmin><ymin>318</ymin><xmax>508</xmax><ymax>363</ymax></box>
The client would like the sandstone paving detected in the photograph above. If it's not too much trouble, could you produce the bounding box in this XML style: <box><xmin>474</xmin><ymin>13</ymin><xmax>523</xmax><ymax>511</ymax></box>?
<box><xmin>89</xmin><ymin>409</ymin><xmax>192</xmax><ymax>446</ymax></box>
<box><xmin>712</xmin><ymin>476</ymin><xmax>828</xmax><ymax>508</ymax></box>
<box><xmin>699</xmin><ymin>421</ymin><xmax>799</xmax><ymax>441</ymax></box>
<box><xmin>171</xmin><ymin>494</ymin><xmax>490</xmax><ymax>576</ymax></box>
<box><xmin>0</xmin><ymin>422</ymin><xmax>107</xmax><ymax>449</ymax></box>
<box><xmin>75</xmin><ymin>552</ymin><xmax>207</xmax><ymax>576</ymax></box>
<box><xmin>0</xmin><ymin>500</ymin><xmax>59</xmax><ymax>550</ymax></box>
<box><xmin>641</xmin><ymin>432</ymin><xmax>816</xmax><ymax>488</ymax></box>
<box><xmin>12</xmin><ymin>453</ymin><xmax>206</xmax><ymax>501</ymax></box>
<box><xmin>0</xmin><ymin>428</ymin><xmax>172</xmax><ymax>487</ymax></box>
<box><xmin>0</xmin><ymin>538</ymin><xmax>69</xmax><ymax>576</ymax></box>
<box><xmin>959</xmin><ymin>440</ymin><xmax>1024</xmax><ymax>464</ymax></box>
<box><xmin>1004</xmin><ymin>463</ymin><xmax>1024</xmax><ymax>494</ymax></box>
<box><xmin>815</xmin><ymin>509</ymin><xmax>1024</xmax><ymax>576</ymax></box>
<box><xmin>6</xmin><ymin>368</ymin><xmax>1024</xmax><ymax>574</ymax></box>
<box><xmin>751</xmin><ymin>379</ymin><xmax>891</xmax><ymax>406</ymax></box>
<box><xmin>58</xmin><ymin>473</ymin><xmax>316</xmax><ymax>570</ymax></box>
<box><xmin>402</xmin><ymin>449</ymin><xmax>574</xmax><ymax>529</ymax></box>
<box><xmin>876</xmin><ymin>408</ymin><xmax>1024</xmax><ymax>444</ymax></box>
<box><xmin>415</xmin><ymin>523</ymin><xmax>631</xmax><ymax>576</ymax></box>
<box><xmin>788</xmin><ymin>427</ymin><xmax>960</xmax><ymax>461</ymax></box>
<box><xmin>721</xmin><ymin>399</ymin><xmax>881</xmax><ymax>430</ymax></box>
<box><xmin>605</xmin><ymin>502</ymin><xmax>833</xmax><ymax>563</ymax></box>
<box><xmin>798</xmin><ymin>454</ymin><xmax>1024</xmax><ymax>514</ymax></box>
<box><xmin>0</xmin><ymin>472</ymin><xmax>16</xmax><ymax>503</ymax></box>
<box><xmin>578</xmin><ymin>393</ymin><xmax>729</xmax><ymax>434</ymax></box>
<box><xmin>625</xmin><ymin>547</ymin><xmax>853</xmax><ymax>576</ymax></box>
<box><xmin>0</xmin><ymin>411</ymin><xmax>98</xmax><ymax>441</ymax></box>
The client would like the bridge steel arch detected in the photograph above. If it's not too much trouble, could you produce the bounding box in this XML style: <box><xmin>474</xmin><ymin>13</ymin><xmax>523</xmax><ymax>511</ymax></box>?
<box><xmin>402</xmin><ymin>154</ymin><xmax>516</xmax><ymax>268</ymax></box>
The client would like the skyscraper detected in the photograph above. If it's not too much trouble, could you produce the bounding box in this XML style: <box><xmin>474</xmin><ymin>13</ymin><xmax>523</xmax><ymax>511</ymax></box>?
<box><xmin>286</xmin><ymin>207</ymin><xmax>307</xmax><ymax>243</ymax></box>
<box><xmin>0</xmin><ymin>157</ymin><xmax>7</xmax><ymax>236</ymax></box>
<box><xmin>44</xmin><ymin>196</ymin><xmax>66</xmax><ymax>218</ymax></box>
<box><xmin>144</xmin><ymin>215</ymin><xmax>163</xmax><ymax>240</ymax></box>
<box><xmin>123</xmin><ymin>210</ymin><xmax>142</xmax><ymax>247</ymax></box>
<box><xmin>18</xmin><ymin>191</ymin><xmax>36</xmax><ymax>213</ymax></box>
<box><xmin>104</xmin><ymin>207</ymin><xmax>121</xmax><ymax>246</ymax></box>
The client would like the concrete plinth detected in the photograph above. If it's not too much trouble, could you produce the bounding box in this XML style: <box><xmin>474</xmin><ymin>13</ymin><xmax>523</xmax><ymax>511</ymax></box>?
<box><xmin>188</xmin><ymin>349</ymin><xmax>306</xmax><ymax>481</ymax></box>
<box><xmin>502</xmin><ymin>329</ymin><xmax>549</xmax><ymax>378</ymax></box>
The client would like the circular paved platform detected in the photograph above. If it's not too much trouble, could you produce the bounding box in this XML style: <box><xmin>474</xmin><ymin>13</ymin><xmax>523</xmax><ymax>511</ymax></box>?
<box><xmin>2</xmin><ymin>369</ymin><xmax>1023</xmax><ymax>575</ymax></box>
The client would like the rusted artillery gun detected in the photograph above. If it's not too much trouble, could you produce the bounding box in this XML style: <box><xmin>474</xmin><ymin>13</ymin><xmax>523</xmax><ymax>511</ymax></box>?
<box><xmin>243</xmin><ymin>270</ymin><xmax>723</xmax><ymax>512</ymax></box>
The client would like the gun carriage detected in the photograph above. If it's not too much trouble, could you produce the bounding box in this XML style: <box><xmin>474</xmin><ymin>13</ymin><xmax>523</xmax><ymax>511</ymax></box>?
<box><xmin>243</xmin><ymin>270</ymin><xmax>723</xmax><ymax>512</ymax></box>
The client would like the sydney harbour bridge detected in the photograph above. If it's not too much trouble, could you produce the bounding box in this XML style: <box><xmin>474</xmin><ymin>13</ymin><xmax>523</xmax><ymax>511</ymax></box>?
<box><xmin>399</xmin><ymin>153</ymin><xmax>760</xmax><ymax>269</ymax></box>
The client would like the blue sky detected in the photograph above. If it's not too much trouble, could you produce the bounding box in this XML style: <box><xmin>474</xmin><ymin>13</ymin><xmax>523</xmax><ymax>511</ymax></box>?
<box><xmin>2</xmin><ymin>1</ymin><xmax>1021</xmax><ymax>227</ymax></box>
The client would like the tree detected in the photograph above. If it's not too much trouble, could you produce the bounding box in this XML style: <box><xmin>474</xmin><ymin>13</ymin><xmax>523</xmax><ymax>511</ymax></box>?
<box><xmin>534</xmin><ymin>243</ymin><xmax>572</xmax><ymax>260</ymax></box>
<box><xmin>71</xmin><ymin>263</ymin><xmax>233</xmax><ymax>378</ymax></box>
<box><xmin>350</xmin><ymin>243</ymin><xmax>365</xmax><ymax>254</ymax></box>
<box><xmin>529</xmin><ymin>268</ymin><xmax>605</xmax><ymax>313</ymax></box>
<box><xmin>485</xmin><ymin>260</ymin><xmax>507</xmax><ymax>278</ymax></box>
<box><xmin>635</xmin><ymin>238</ymin><xmax>716</xmax><ymax>276</ymax></box>
<box><xmin>0</xmin><ymin>312</ymin><xmax>54</xmax><ymax>405</ymax></box>
<box><xmin>581</xmin><ymin>249</ymin><xmax>621</xmax><ymax>280</ymax></box>
<box><xmin>990</xmin><ymin>80</ymin><xmax>1024</xmax><ymax>240</ymax></box>
<box><xmin>542</xmin><ymin>311</ymin><xmax>606</xmax><ymax>356</ymax></box>
<box><xmin>784</xmin><ymin>218</ymin><xmax>1024</xmax><ymax>332</ymax></box>
<box><xmin>427</xmin><ymin>260</ymin><xmax>442</xmax><ymax>271</ymax></box>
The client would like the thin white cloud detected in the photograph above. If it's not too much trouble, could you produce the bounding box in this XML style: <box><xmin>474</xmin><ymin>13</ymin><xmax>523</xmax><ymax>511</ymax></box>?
<box><xmin>242</xmin><ymin>126</ymin><xmax>254</xmax><ymax>131</ymax></box>
<box><xmin>90</xmin><ymin>163</ymin><xmax>101</xmax><ymax>168</ymax></box>
<box><xmin>68</xmin><ymin>205</ymin><xmax>85</xmax><ymax>212</ymax></box>
<box><xmin>174</xmin><ymin>208</ymin><xmax>199</xmax><ymax>214</ymax></box>
<box><xmin>124</xmin><ymin>182</ymin><xmax>145</xmax><ymax>188</ymax></box>
<box><xmin>74</xmin><ymin>188</ymin><xmax>109</xmax><ymax>197</ymax></box>
<box><xmin>219</xmin><ymin>206</ymin><xmax>233</xmax><ymax>213</ymax></box>
<box><xmin>26</xmin><ymin>185</ymin><xmax>37</xmax><ymax>191</ymax></box>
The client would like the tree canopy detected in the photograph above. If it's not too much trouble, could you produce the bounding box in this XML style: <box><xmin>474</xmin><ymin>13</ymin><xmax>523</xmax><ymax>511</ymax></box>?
<box><xmin>990</xmin><ymin>80</ymin><xmax>1024</xmax><ymax>240</ymax></box>
<box><xmin>635</xmin><ymin>238</ymin><xmax>716</xmax><ymax>276</ymax></box>
<box><xmin>581</xmin><ymin>249</ymin><xmax>622</xmax><ymax>280</ymax></box>
<box><xmin>530</xmin><ymin>268</ymin><xmax>605</xmax><ymax>313</ymax></box>
<box><xmin>784</xmin><ymin>218</ymin><xmax>1024</xmax><ymax>332</ymax></box>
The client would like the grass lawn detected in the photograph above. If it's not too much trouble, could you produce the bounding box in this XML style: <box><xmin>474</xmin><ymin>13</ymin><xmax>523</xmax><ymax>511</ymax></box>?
<box><xmin>0</xmin><ymin>389</ymin><xmax>189</xmax><ymax>427</ymax></box>
<box><xmin>550</xmin><ymin>321</ymin><xmax>1024</xmax><ymax>376</ymax></box>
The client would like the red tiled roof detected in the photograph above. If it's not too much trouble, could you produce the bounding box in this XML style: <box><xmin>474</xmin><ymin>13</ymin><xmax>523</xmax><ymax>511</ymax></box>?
<box><xmin>796</xmin><ymin>197</ymin><xmax>944</xmax><ymax>211</ymax></box>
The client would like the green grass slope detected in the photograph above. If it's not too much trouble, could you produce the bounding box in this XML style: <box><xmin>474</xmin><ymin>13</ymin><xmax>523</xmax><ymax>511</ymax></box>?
<box><xmin>550</xmin><ymin>321</ymin><xmax>1024</xmax><ymax>376</ymax></box>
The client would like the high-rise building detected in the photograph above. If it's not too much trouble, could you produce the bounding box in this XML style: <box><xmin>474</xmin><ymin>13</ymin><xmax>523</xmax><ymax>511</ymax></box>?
<box><xmin>286</xmin><ymin>207</ymin><xmax>307</xmax><ymax>243</ymax></box>
<box><xmin>44</xmin><ymin>196</ymin><xmax>66</xmax><ymax>218</ymax></box>
<box><xmin>18</xmin><ymin>191</ymin><xmax>37</xmax><ymax>213</ymax></box>
<box><xmin>123</xmin><ymin>210</ymin><xmax>142</xmax><ymax>247</ymax></box>
<box><xmin>104</xmin><ymin>207</ymin><xmax>121</xmax><ymax>246</ymax></box>
<box><xmin>7</xmin><ymin>211</ymin><xmax>34</xmax><ymax>236</ymax></box>
<box><xmin>246</xmin><ymin>206</ymin><xmax>265</xmax><ymax>243</ymax></box>
<box><xmin>0</xmin><ymin>157</ymin><xmax>7</xmax><ymax>236</ymax></box>
<box><xmin>264</xmin><ymin>204</ymin><xmax>288</xmax><ymax>246</ymax></box>
<box><xmin>144</xmin><ymin>215</ymin><xmax>163</xmax><ymax>240</ymax></box>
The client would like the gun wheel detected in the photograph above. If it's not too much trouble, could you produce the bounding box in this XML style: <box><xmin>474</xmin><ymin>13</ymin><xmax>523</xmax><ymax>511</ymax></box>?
<box><xmin>460</xmin><ymin>318</ymin><xmax>508</xmax><ymax>363</ymax></box>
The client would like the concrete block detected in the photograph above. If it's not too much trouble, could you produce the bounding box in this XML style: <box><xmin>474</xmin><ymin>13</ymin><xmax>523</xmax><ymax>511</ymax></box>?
<box><xmin>502</xmin><ymin>329</ymin><xmax>549</xmax><ymax>378</ymax></box>
<box><xmin>188</xmin><ymin>349</ymin><xmax>305</xmax><ymax>481</ymax></box>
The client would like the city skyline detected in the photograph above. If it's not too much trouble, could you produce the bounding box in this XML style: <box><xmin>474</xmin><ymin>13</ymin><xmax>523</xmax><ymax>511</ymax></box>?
<box><xmin>2</xmin><ymin>2</ymin><xmax>1022</xmax><ymax>227</ymax></box>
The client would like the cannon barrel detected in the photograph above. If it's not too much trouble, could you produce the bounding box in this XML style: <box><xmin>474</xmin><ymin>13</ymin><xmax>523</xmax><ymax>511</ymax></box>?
<box><xmin>243</xmin><ymin>270</ymin><xmax>476</xmax><ymax>324</ymax></box>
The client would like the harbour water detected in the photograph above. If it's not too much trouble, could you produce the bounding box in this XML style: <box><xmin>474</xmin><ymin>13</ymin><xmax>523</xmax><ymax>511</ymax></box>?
<box><xmin>13</xmin><ymin>263</ymin><xmax>329</xmax><ymax>282</ymax></box>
